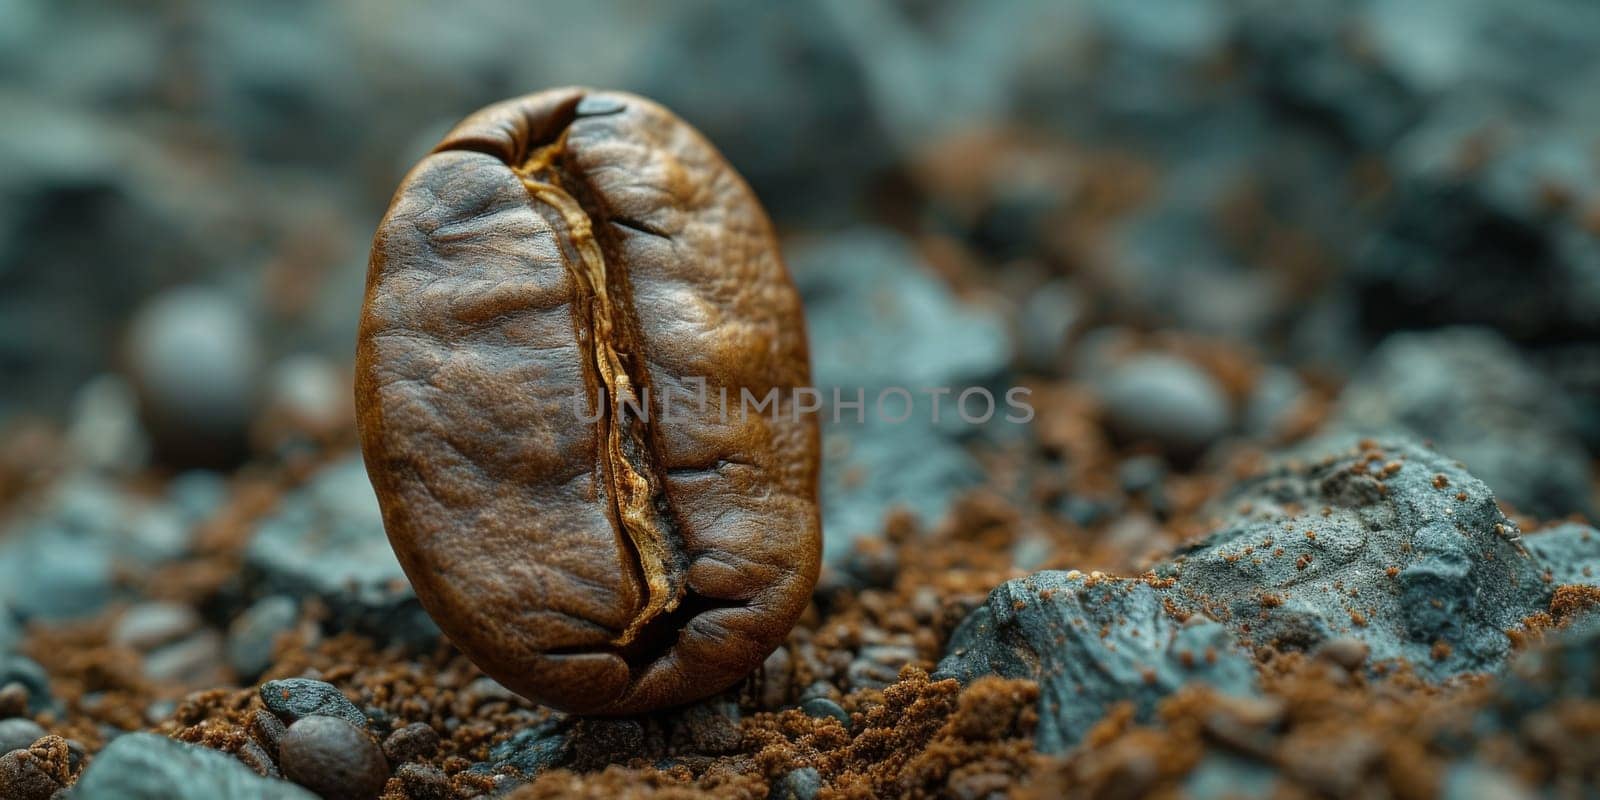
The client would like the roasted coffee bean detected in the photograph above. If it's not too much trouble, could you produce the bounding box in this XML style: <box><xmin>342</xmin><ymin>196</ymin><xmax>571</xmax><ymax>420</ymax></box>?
<box><xmin>356</xmin><ymin>88</ymin><xmax>821</xmax><ymax>715</ymax></box>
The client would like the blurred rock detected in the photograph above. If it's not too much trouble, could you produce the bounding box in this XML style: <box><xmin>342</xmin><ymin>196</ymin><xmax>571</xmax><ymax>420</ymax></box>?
<box><xmin>788</xmin><ymin>229</ymin><xmax>1007</xmax><ymax>556</ymax></box>
<box><xmin>111</xmin><ymin>603</ymin><xmax>199</xmax><ymax>652</ymax></box>
<box><xmin>65</xmin><ymin>375</ymin><xmax>148</xmax><ymax>474</ymax></box>
<box><xmin>125</xmin><ymin>286</ymin><xmax>263</xmax><ymax>469</ymax></box>
<box><xmin>0</xmin><ymin>658</ymin><xmax>51</xmax><ymax>716</ymax></box>
<box><xmin>1521</xmin><ymin>523</ymin><xmax>1600</xmax><ymax>588</ymax></box>
<box><xmin>226</xmin><ymin>595</ymin><xmax>299</xmax><ymax>679</ymax></box>
<box><xmin>0</xmin><ymin>475</ymin><xmax>190</xmax><ymax>620</ymax></box>
<box><xmin>243</xmin><ymin>454</ymin><xmax>437</xmax><ymax>647</ymax></box>
<box><xmin>0</xmin><ymin>718</ymin><xmax>45</xmax><ymax>754</ymax></box>
<box><xmin>938</xmin><ymin>571</ymin><xmax>1257</xmax><ymax>753</ymax></box>
<box><xmin>1337</xmin><ymin>327</ymin><xmax>1594</xmax><ymax>518</ymax></box>
<box><xmin>1244</xmin><ymin>366</ymin><xmax>1307</xmax><ymax>439</ymax></box>
<box><xmin>255</xmin><ymin>354</ymin><xmax>352</xmax><ymax>456</ymax></box>
<box><xmin>73</xmin><ymin>732</ymin><xmax>317</xmax><ymax>799</ymax></box>
<box><xmin>0</xmin><ymin>602</ymin><xmax>17</xmax><ymax>655</ymax></box>
<box><xmin>1158</xmin><ymin>435</ymin><xmax>1547</xmax><ymax>678</ymax></box>
<box><xmin>141</xmin><ymin>630</ymin><xmax>225</xmax><ymax>685</ymax></box>
<box><xmin>799</xmin><ymin>697</ymin><xmax>851</xmax><ymax>729</ymax></box>
<box><xmin>1095</xmin><ymin>354</ymin><xmax>1232</xmax><ymax>457</ymax></box>
<box><xmin>639</xmin><ymin>0</ymin><xmax>890</xmax><ymax>225</ymax></box>
<box><xmin>773</xmin><ymin>766</ymin><xmax>823</xmax><ymax>800</ymax></box>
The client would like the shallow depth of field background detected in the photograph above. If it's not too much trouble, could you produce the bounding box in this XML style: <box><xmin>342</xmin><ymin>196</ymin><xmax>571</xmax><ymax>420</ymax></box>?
<box><xmin>2</xmin><ymin>0</ymin><xmax>1598</xmax><ymax>558</ymax></box>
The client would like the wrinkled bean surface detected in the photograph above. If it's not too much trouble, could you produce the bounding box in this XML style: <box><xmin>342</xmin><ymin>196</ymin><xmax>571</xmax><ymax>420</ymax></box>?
<box><xmin>356</xmin><ymin>88</ymin><xmax>820</xmax><ymax>714</ymax></box>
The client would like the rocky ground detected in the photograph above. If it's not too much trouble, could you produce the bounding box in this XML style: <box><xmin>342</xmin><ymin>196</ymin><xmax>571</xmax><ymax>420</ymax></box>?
<box><xmin>4</xmin><ymin>1</ymin><xmax>1600</xmax><ymax>798</ymax></box>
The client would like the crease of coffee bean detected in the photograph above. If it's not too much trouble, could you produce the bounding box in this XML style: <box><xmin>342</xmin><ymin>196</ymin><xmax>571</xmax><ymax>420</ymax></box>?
<box><xmin>507</xmin><ymin>105</ymin><xmax>689</xmax><ymax>653</ymax></box>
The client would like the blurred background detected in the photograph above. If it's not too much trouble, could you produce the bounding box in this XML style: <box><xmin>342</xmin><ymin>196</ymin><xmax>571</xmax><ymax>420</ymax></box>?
<box><xmin>2</xmin><ymin>0</ymin><xmax>1599</xmax><ymax>628</ymax></box>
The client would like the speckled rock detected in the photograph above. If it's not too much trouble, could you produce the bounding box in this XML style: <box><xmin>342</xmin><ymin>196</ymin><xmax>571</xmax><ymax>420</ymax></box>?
<box><xmin>1156</xmin><ymin>435</ymin><xmax>1547</xmax><ymax>678</ymax></box>
<box><xmin>73</xmin><ymin>732</ymin><xmax>317</xmax><ymax>799</ymax></box>
<box><xmin>1337</xmin><ymin>327</ymin><xmax>1593</xmax><ymax>519</ymax></box>
<box><xmin>937</xmin><ymin>571</ymin><xmax>1257</xmax><ymax>752</ymax></box>
<box><xmin>243</xmin><ymin>454</ymin><xmax>436</xmax><ymax>647</ymax></box>
<box><xmin>258</xmin><ymin>678</ymin><xmax>367</xmax><ymax>729</ymax></box>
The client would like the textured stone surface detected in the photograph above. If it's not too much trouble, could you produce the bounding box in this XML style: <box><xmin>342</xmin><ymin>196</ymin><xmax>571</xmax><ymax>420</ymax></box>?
<box><xmin>1158</xmin><ymin>435</ymin><xmax>1547</xmax><ymax>678</ymax></box>
<box><xmin>937</xmin><ymin>571</ymin><xmax>1257</xmax><ymax>752</ymax></box>
<box><xmin>73</xmin><ymin>732</ymin><xmax>317</xmax><ymax>799</ymax></box>
<box><xmin>258</xmin><ymin>679</ymin><xmax>367</xmax><ymax>729</ymax></box>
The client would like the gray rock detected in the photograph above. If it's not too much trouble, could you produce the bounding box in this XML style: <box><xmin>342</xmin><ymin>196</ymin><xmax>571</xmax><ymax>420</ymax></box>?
<box><xmin>936</xmin><ymin>571</ymin><xmax>1256</xmax><ymax>753</ymax></box>
<box><xmin>1245</xmin><ymin>366</ymin><xmax>1307</xmax><ymax>439</ymax></box>
<box><xmin>799</xmin><ymin>698</ymin><xmax>851</xmax><ymax>729</ymax></box>
<box><xmin>772</xmin><ymin>766</ymin><xmax>823</xmax><ymax>800</ymax></box>
<box><xmin>1442</xmin><ymin>764</ymin><xmax>1534</xmax><ymax>800</ymax></box>
<box><xmin>1337</xmin><ymin>328</ymin><xmax>1594</xmax><ymax>518</ymax></box>
<box><xmin>244</xmin><ymin>454</ymin><xmax>437</xmax><ymax>647</ymax></box>
<box><xmin>1522</xmin><ymin>523</ymin><xmax>1600</xmax><ymax>588</ymax></box>
<box><xmin>142</xmin><ymin>630</ymin><xmax>225</xmax><ymax>685</ymax></box>
<box><xmin>227</xmin><ymin>596</ymin><xmax>299</xmax><ymax>679</ymax></box>
<box><xmin>125</xmin><ymin>286</ymin><xmax>263</xmax><ymax>469</ymax></box>
<box><xmin>788</xmin><ymin>229</ymin><xmax>1007</xmax><ymax>555</ymax></box>
<box><xmin>0</xmin><ymin>602</ymin><xmax>17</xmax><ymax>655</ymax></box>
<box><xmin>484</xmin><ymin>718</ymin><xmax>569</xmax><ymax>778</ymax></box>
<box><xmin>0</xmin><ymin>718</ymin><xmax>45</xmax><ymax>754</ymax></box>
<box><xmin>1158</xmin><ymin>435</ymin><xmax>1547</xmax><ymax>678</ymax></box>
<box><xmin>73</xmin><ymin>732</ymin><xmax>318</xmax><ymax>799</ymax></box>
<box><xmin>0</xmin><ymin>657</ymin><xmax>52</xmax><ymax>715</ymax></box>
<box><xmin>112</xmin><ymin>603</ymin><xmax>200</xmax><ymax>651</ymax></box>
<box><xmin>0</xmin><ymin>474</ymin><xmax>190</xmax><ymax>620</ymax></box>
<box><xmin>1096</xmin><ymin>354</ymin><xmax>1232</xmax><ymax>456</ymax></box>
<box><xmin>258</xmin><ymin>679</ymin><xmax>367</xmax><ymax>729</ymax></box>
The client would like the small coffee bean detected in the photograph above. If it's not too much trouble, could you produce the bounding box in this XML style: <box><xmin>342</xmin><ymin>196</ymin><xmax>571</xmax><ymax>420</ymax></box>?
<box><xmin>357</xmin><ymin>88</ymin><xmax>821</xmax><ymax>714</ymax></box>
<box><xmin>279</xmin><ymin>715</ymin><xmax>389</xmax><ymax>800</ymax></box>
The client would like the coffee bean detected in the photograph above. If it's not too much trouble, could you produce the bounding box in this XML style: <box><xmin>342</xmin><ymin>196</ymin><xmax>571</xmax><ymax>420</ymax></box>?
<box><xmin>356</xmin><ymin>88</ymin><xmax>821</xmax><ymax>715</ymax></box>
<box><xmin>278</xmin><ymin>715</ymin><xmax>389</xmax><ymax>800</ymax></box>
